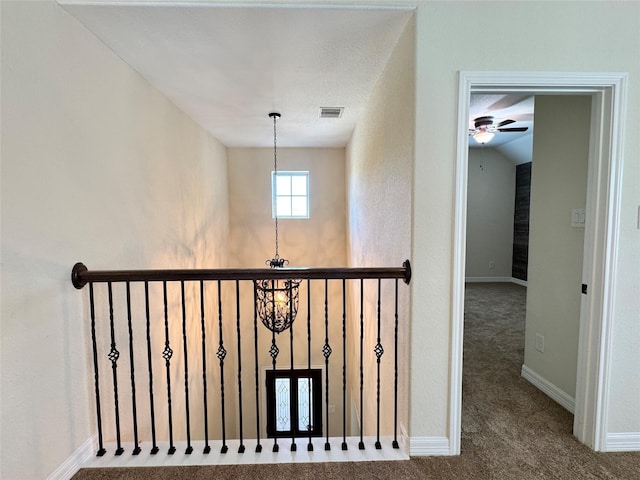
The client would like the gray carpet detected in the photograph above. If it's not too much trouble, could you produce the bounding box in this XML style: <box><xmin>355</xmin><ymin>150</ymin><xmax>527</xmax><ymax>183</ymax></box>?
<box><xmin>72</xmin><ymin>282</ymin><xmax>639</xmax><ymax>479</ymax></box>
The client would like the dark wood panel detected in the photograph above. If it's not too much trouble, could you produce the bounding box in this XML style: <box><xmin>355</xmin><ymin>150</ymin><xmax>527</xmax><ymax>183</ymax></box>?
<box><xmin>512</xmin><ymin>162</ymin><xmax>531</xmax><ymax>281</ymax></box>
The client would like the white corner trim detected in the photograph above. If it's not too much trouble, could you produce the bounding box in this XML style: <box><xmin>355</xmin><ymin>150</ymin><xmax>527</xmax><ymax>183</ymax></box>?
<box><xmin>604</xmin><ymin>432</ymin><xmax>640</xmax><ymax>452</ymax></box>
<box><xmin>409</xmin><ymin>436</ymin><xmax>451</xmax><ymax>456</ymax></box>
<box><xmin>510</xmin><ymin>277</ymin><xmax>528</xmax><ymax>287</ymax></box>
<box><xmin>47</xmin><ymin>434</ymin><xmax>97</xmax><ymax>480</ymax></box>
<box><xmin>521</xmin><ymin>365</ymin><xmax>575</xmax><ymax>414</ymax></box>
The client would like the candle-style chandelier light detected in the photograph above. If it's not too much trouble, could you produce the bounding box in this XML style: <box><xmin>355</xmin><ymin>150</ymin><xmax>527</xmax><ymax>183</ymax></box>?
<box><xmin>254</xmin><ymin>113</ymin><xmax>300</xmax><ymax>333</ymax></box>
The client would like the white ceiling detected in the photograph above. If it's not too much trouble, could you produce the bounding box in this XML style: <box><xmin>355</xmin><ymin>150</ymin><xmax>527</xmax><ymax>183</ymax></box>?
<box><xmin>60</xmin><ymin>1</ymin><xmax>414</xmax><ymax>148</ymax></box>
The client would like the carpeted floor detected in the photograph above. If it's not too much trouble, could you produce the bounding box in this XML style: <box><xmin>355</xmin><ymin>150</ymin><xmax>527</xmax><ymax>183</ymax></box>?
<box><xmin>72</xmin><ymin>282</ymin><xmax>639</xmax><ymax>479</ymax></box>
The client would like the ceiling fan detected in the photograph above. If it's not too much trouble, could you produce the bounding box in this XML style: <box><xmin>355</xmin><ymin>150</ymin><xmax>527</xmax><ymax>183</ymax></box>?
<box><xmin>469</xmin><ymin>116</ymin><xmax>529</xmax><ymax>144</ymax></box>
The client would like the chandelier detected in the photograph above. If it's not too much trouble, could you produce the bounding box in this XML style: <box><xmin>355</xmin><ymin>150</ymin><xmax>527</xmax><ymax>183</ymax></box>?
<box><xmin>255</xmin><ymin>113</ymin><xmax>300</xmax><ymax>333</ymax></box>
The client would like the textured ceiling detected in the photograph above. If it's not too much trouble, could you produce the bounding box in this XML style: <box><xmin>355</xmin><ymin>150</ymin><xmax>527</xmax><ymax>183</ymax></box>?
<box><xmin>60</xmin><ymin>1</ymin><xmax>414</xmax><ymax>148</ymax></box>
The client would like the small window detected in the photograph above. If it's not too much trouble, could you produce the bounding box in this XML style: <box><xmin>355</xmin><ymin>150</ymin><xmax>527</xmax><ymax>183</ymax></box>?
<box><xmin>272</xmin><ymin>171</ymin><xmax>309</xmax><ymax>219</ymax></box>
<box><xmin>266</xmin><ymin>369</ymin><xmax>322</xmax><ymax>438</ymax></box>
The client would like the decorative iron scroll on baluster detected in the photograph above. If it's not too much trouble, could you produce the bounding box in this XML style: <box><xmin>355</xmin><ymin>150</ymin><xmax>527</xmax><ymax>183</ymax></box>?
<box><xmin>161</xmin><ymin>281</ymin><xmax>176</xmax><ymax>455</ymax></box>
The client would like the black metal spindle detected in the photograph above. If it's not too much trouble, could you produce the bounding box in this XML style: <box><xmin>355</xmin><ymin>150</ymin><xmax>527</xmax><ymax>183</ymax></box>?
<box><xmin>306</xmin><ymin>279</ymin><xmax>313</xmax><ymax>452</ymax></box>
<box><xmin>323</xmin><ymin>279</ymin><xmax>331</xmax><ymax>451</ymax></box>
<box><xmin>270</xmin><ymin>280</ymin><xmax>279</xmax><ymax>453</ymax></box>
<box><xmin>180</xmin><ymin>281</ymin><xmax>193</xmax><ymax>454</ymax></box>
<box><xmin>341</xmin><ymin>279</ymin><xmax>347</xmax><ymax>451</ymax></box>
<box><xmin>236</xmin><ymin>280</ymin><xmax>245</xmax><ymax>453</ymax></box>
<box><xmin>89</xmin><ymin>283</ymin><xmax>106</xmax><ymax>456</ymax></box>
<box><xmin>253</xmin><ymin>285</ymin><xmax>262</xmax><ymax>453</ymax></box>
<box><xmin>144</xmin><ymin>282</ymin><xmax>159</xmax><ymax>454</ymax></box>
<box><xmin>162</xmin><ymin>281</ymin><xmax>176</xmax><ymax>455</ymax></box>
<box><xmin>393</xmin><ymin>279</ymin><xmax>400</xmax><ymax>449</ymax></box>
<box><xmin>216</xmin><ymin>281</ymin><xmax>229</xmax><ymax>454</ymax></box>
<box><xmin>374</xmin><ymin>279</ymin><xmax>383</xmax><ymax>450</ymax></box>
<box><xmin>125</xmin><ymin>282</ymin><xmax>141</xmax><ymax>455</ymax></box>
<box><xmin>199</xmin><ymin>281</ymin><xmax>211</xmax><ymax>454</ymax></box>
<box><xmin>359</xmin><ymin>279</ymin><xmax>365</xmax><ymax>450</ymax></box>
<box><xmin>107</xmin><ymin>282</ymin><xmax>124</xmax><ymax>455</ymax></box>
<box><xmin>289</xmin><ymin>279</ymin><xmax>296</xmax><ymax>452</ymax></box>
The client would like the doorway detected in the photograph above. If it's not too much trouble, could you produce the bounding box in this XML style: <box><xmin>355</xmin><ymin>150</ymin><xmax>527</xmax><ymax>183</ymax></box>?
<box><xmin>450</xmin><ymin>72</ymin><xmax>628</xmax><ymax>454</ymax></box>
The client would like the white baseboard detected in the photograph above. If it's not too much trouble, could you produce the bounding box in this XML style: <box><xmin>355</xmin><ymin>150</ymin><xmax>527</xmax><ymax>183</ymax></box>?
<box><xmin>605</xmin><ymin>432</ymin><xmax>640</xmax><ymax>452</ymax></box>
<box><xmin>47</xmin><ymin>434</ymin><xmax>97</xmax><ymax>480</ymax></box>
<box><xmin>465</xmin><ymin>276</ymin><xmax>512</xmax><ymax>283</ymax></box>
<box><xmin>465</xmin><ymin>276</ymin><xmax>528</xmax><ymax>287</ymax></box>
<box><xmin>521</xmin><ymin>364</ymin><xmax>575</xmax><ymax>414</ymax></box>
<box><xmin>409</xmin><ymin>436</ymin><xmax>451</xmax><ymax>456</ymax></box>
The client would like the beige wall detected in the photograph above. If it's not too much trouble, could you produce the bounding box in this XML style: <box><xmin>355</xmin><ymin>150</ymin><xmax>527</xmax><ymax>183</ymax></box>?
<box><xmin>412</xmin><ymin>0</ymin><xmax>640</xmax><ymax>442</ymax></box>
<box><xmin>465</xmin><ymin>148</ymin><xmax>516</xmax><ymax>279</ymax></box>
<box><xmin>524</xmin><ymin>96</ymin><xmax>591</xmax><ymax>399</ymax></box>
<box><xmin>227</xmin><ymin>148</ymin><xmax>346</xmax><ymax>269</ymax></box>
<box><xmin>1</xmin><ymin>2</ymin><xmax>229</xmax><ymax>478</ymax></box>
<box><xmin>346</xmin><ymin>16</ymin><xmax>414</xmax><ymax>438</ymax></box>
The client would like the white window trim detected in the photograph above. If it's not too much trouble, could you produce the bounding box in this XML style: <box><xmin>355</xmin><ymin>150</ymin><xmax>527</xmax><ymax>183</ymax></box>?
<box><xmin>272</xmin><ymin>171</ymin><xmax>309</xmax><ymax>219</ymax></box>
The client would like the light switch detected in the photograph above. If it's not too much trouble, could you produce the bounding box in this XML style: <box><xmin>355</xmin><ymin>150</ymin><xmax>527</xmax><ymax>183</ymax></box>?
<box><xmin>571</xmin><ymin>208</ymin><xmax>586</xmax><ymax>228</ymax></box>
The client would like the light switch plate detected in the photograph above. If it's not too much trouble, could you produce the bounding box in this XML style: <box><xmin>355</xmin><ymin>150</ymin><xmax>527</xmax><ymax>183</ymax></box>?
<box><xmin>571</xmin><ymin>208</ymin><xmax>586</xmax><ymax>228</ymax></box>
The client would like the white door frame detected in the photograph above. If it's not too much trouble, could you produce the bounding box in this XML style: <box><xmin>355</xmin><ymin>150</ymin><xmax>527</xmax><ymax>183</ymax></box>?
<box><xmin>451</xmin><ymin>71</ymin><xmax>628</xmax><ymax>454</ymax></box>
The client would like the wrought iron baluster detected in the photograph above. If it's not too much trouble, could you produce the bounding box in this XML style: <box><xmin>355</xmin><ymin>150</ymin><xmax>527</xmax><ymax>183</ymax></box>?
<box><xmin>393</xmin><ymin>279</ymin><xmax>400</xmax><ymax>449</ymax></box>
<box><xmin>107</xmin><ymin>282</ymin><xmax>124</xmax><ymax>455</ymax></box>
<box><xmin>322</xmin><ymin>279</ymin><xmax>332</xmax><ymax>451</ymax></box>
<box><xmin>217</xmin><ymin>281</ymin><xmax>228</xmax><ymax>454</ymax></box>
<box><xmin>236</xmin><ymin>280</ymin><xmax>245</xmax><ymax>453</ymax></box>
<box><xmin>270</xmin><ymin>280</ymin><xmax>279</xmax><ymax>453</ymax></box>
<box><xmin>162</xmin><ymin>281</ymin><xmax>176</xmax><ymax>455</ymax></box>
<box><xmin>289</xmin><ymin>279</ymin><xmax>296</xmax><ymax>452</ymax></box>
<box><xmin>374</xmin><ymin>279</ymin><xmax>383</xmax><ymax>450</ymax></box>
<box><xmin>125</xmin><ymin>282</ymin><xmax>141</xmax><ymax>455</ymax></box>
<box><xmin>359</xmin><ymin>279</ymin><xmax>365</xmax><ymax>450</ymax></box>
<box><xmin>253</xmin><ymin>285</ymin><xmax>262</xmax><ymax>453</ymax></box>
<box><xmin>89</xmin><ymin>283</ymin><xmax>106</xmax><ymax>456</ymax></box>
<box><xmin>181</xmin><ymin>281</ymin><xmax>193</xmax><ymax>454</ymax></box>
<box><xmin>144</xmin><ymin>282</ymin><xmax>159</xmax><ymax>454</ymax></box>
<box><xmin>306</xmin><ymin>279</ymin><xmax>313</xmax><ymax>452</ymax></box>
<box><xmin>341</xmin><ymin>279</ymin><xmax>347</xmax><ymax>451</ymax></box>
<box><xmin>200</xmin><ymin>281</ymin><xmax>211</xmax><ymax>454</ymax></box>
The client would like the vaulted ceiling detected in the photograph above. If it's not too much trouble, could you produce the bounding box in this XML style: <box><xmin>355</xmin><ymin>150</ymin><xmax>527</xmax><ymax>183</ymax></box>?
<box><xmin>60</xmin><ymin>1</ymin><xmax>414</xmax><ymax>148</ymax></box>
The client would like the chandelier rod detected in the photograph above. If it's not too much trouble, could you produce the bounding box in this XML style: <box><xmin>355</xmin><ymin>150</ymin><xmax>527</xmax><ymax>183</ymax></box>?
<box><xmin>269</xmin><ymin>112</ymin><xmax>282</xmax><ymax>264</ymax></box>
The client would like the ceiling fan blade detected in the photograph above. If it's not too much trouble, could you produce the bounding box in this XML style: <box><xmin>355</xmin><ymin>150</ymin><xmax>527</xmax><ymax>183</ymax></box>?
<box><xmin>498</xmin><ymin>127</ymin><xmax>529</xmax><ymax>132</ymax></box>
<box><xmin>497</xmin><ymin>119</ymin><xmax>515</xmax><ymax>128</ymax></box>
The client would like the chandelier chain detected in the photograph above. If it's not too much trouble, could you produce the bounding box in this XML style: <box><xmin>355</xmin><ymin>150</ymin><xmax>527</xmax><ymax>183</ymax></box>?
<box><xmin>273</xmin><ymin>113</ymin><xmax>279</xmax><ymax>259</ymax></box>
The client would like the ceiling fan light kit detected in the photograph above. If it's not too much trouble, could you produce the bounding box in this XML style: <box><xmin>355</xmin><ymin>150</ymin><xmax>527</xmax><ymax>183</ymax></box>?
<box><xmin>469</xmin><ymin>115</ymin><xmax>528</xmax><ymax>145</ymax></box>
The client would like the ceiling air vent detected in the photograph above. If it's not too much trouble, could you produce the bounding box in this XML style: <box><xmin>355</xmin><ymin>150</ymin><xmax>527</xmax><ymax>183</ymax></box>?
<box><xmin>319</xmin><ymin>107</ymin><xmax>344</xmax><ymax>119</ymax></box>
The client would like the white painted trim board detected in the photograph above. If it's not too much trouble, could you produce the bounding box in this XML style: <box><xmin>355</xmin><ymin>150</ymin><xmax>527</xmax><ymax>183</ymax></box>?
<box><xmin>521</xmin><ymin>364</ymin><xmax>575</xmax><ymax>414</ymax></box>
<box><xmin>453</xmin><ymin>71</ymin><xmax>627</xmax><ymax>455</ymax></box>
<box><xmin>47</xmin><ymin>434</ymin><xmax>97</xmax><ymax>480</ymax></box>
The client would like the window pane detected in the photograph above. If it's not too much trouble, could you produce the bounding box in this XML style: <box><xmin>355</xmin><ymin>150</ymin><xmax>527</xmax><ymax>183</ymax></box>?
<box><xmin>275</xmin><ymin>378</ymin><xmax>291</xmax><ymax>432</ymax></box>
<box><xmin>291</xmin><ymin>196</ymin><xmax>307</xmax><ymax>217</ymax></box>
<box><xmin>276</xmin><ymin>196</ymin><xmax>291</xmax><ymax>217</ymax></box>
<box><xmin>298</xmin><ymin>378</ymin><xmax>313</xmax><ymax>431</ymax></box>
<box><xmin>291</xmin><ymin>175</ymin><xmax>307</xmax><ymax>196</ymax></box>
<box><xmin>276</xmin><ymin>175</ymin><xmax>291</xmax><ymax>196</ymax></box>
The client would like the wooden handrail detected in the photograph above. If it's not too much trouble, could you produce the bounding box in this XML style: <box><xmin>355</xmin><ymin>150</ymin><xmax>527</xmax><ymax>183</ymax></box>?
<box><xmin>71</xmin><ymin>260</ymin><xmax>411</xmax><ymax>289</ymax></box>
